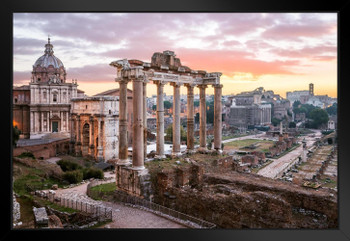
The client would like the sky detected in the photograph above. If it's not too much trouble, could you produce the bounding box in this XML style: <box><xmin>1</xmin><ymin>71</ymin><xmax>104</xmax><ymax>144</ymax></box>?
<box><xmin>13</xmin><ymin>13</ymin><xmax>337</xmax><ymax>98</ymax></box>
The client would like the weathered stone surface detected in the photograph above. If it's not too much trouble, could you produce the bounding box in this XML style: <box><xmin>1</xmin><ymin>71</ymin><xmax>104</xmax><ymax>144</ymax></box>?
<box><xmin>33</xmin><ymin>207</ymin><xmax>49</xmax><ymax>227</ymax></box>
<box><xmin>48</xmin><ymin>215</ymin><xmax>63</xmax><ymax>228</ymax></box>
<box><xmin>149</xmin><ymin>164</ymin><xmax>337</xmax><ymax>229</ymax></box>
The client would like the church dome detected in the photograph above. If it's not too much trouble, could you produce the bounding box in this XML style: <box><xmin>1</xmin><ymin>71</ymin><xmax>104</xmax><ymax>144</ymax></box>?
<box><xmin>34</xmin><ymin>38</ymin><xmax>64</xmax><ymax>69</ymax></box>
<box><xmin>31</xmin><ymin>37</ymin><xmax>66</xmax><ymax>84</ymax></box>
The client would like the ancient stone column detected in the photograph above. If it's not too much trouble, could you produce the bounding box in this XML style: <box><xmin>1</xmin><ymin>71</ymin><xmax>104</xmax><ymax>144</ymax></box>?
<box><xmin>132</xmin><ymin>72</ymin><xmax>145</xmax><ymax>170</ymax></box>
<box><xmin>90</xmin><ymin>116</ymin><xmax>95</xmax><ymax>156</ymax></box>
<box><xmin>88</xmin><ymin>115</ymin><xmax>93</xmax><ymax>156</ymax></box>
<box><xmin>77</xmin><ymin>115</ymin><xmax>81</xmax><ymax>144</ymax></box>
<box><xmin>69</xmin><ymin>115</ymin><xmax>75</xmax><ymax>155</ymax></box>
<box><xmin>198</xmin><ymin>84</ymin><xmax>207</xmax><ymax>150</ymax></box>
<box><xmin>143</xmin><ymin>82</ymin><xmax>147</xmax><ymax>159</ymax></box>
<box><xmin>30</xmin><ymin>111</ymin><xmax>34</xmax><ymax>133</ymax></box>
<box><xmin>171</xmin><ymin>82</ymin><xmax>181</xmax><ymax>156</ymax></box>
<box><xmin>185</xmin><ymin>84</ymin><xmax>195</xmax><ymax>152</ymax></box>
<box><xmin>41</xmin><ymin>112</ymin><xmax>44</xmax><ymax>133</ymax></box>
<box><xmin>76</xmin><ymin>115</ymin><xmax>82</xmax><ymax>156</ymax></box>
<box><xmin>47</xmin><ymin>112</ymin><xmax>50</xmax><ymax>132</ymax></box>
<box><xmin>97</xmin><ymin>117</ymin><xmax>103</xmax><ymax>161</ymax></box>
<box><xmin>213</xmin><ymin>84</ymin><xmax>223</xmax><ymax>151</ymax></box>
<box><xmin>155</xmin><ymin>81</ymin><xmax>166</xmax><ymax>159</ymax></box>
<box><xmin>60</xmin><ymin>112</ymin><xmax>63</xmax><ymax>132</ymax></box>
<box><xmin>66</xmin><ymin>112</ymin><xmax>69</xmax><ymax>132</ymax></box>
<box><xmin>118</xmin><ymin>79</ymin><xmax>130</xmax><ymax>165</ymax></box>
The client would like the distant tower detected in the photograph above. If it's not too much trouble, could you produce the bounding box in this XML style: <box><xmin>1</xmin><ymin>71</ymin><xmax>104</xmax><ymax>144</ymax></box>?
<box><xmin>309</xmin><ymin>83</ymin><xmax>314</xmax><ymax>96</ymax></box>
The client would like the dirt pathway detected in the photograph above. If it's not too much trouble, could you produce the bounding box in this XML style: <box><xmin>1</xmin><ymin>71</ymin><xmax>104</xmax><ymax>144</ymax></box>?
<box><xmin>54</xmin><ymin>172</ymin><xmax>186</xmax><ymax>229</ymax></box>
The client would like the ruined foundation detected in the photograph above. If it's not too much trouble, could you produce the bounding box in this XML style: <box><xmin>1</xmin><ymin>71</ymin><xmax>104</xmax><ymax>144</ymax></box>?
<box><xmin>115</xmin><ymin>164</ymin><xmax>152</xmax><ymax>199</ymax></box>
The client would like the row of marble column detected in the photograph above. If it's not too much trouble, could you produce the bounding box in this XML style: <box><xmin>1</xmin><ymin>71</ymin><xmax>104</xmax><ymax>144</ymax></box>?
<box><xmin>117</xmin><ymin>76</ymin><xmax>223</xmax><ymax>170</ymax></box>
<box><xmin>30</xmin><ymin>111</ymin><xmax>69</xmax><ymax>133</ymax></box>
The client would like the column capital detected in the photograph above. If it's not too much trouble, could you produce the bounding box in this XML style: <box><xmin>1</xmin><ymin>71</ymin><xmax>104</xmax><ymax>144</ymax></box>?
<box><xmin>153</xmin><ymin>80</ymin><xmax>166</xmax><ymax>86</ymax></box>
<box><xmin>184</xmin><ymin>83</ymin><xmax>196</xmax><ymax>89</ymax></box>
<box><xmin>115</xmin><ymin>77</ymin><xmax>131</xmax><ymax>84</ymax></box>
<box><xmin>197</xmin><ymin>84</ymin><xmax>208</xmax><ymax>89</ymax></box>
<box><xmin>213</xmin><ymin>84</ymin><xmax>223</xmax><ymax>89</ymax></box>
<box><xmin>170</xmin><ymin>82</ymin><xmax>182</xmax><ymax>87</ymax></box>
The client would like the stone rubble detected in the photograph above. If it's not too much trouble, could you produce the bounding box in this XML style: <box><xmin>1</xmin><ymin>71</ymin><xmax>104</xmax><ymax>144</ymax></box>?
<box><xmin>13</xmin><ymin>194</ymin><xmax>21</xmax><ymax>227</ymax></box>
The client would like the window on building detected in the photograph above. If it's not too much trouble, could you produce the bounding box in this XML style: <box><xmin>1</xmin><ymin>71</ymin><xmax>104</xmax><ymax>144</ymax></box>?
<box><xmin>14</xmin><ymin>98</ymin><xmax>17</xmax><ymax>103</ymax></box>
<box><xmin>53</xmin><ymin>94</ymin><xmax>57</xmax><ymax>102</ymax></box>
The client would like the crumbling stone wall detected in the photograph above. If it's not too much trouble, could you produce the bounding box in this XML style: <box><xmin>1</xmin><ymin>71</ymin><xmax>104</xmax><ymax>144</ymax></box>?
<box><xmin>150</xmin><ymin>163</ymin><xmax>337</xmax><ymax>229</ymax></box>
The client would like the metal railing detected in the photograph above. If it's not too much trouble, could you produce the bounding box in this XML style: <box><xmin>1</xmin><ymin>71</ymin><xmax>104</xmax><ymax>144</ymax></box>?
<box><xmin>113</xmin><ymin>190</ymin><xmax>216</xmax><ymax>229</ymax></box>
<box><xmin>35</xmin><ymin>190</ymin><xmax>113</xmax><ymax>222</ymax></box>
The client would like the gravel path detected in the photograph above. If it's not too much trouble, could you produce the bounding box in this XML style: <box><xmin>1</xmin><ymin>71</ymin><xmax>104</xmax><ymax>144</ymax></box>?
<box><xmin>55</xmin><ymin>172</ymin><xmax>186</xmax><ymax>229</ymax></box>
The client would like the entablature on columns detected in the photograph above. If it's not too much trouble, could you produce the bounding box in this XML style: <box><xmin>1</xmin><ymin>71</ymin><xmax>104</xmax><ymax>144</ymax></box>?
<box><xmin>110</xmin><ymin>51</ymin><xmax>222</xmax><ymax>86</ymax></box>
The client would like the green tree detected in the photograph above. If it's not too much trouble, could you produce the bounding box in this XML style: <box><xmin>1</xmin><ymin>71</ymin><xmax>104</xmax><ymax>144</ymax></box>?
<box><xmin>13</xmin><ymin>126</ymin><xmax>21</xmax><ymax>147</ymax></box>
<box><xmin>289</xmin><ymin>122</ymin><xmax>296</xmax><ymax>128</ymax></box>
<box><xmin>326</xmin><ymin>103</ymin><xmax>337</xmax><ymax>116</ymax></box>
<box><xmin>206</xmin><ymin>101</ymin><xmax>214</xmax><ymax>124</ymax></box>
<box><xmin>271</xmin><ymin>117</ymin><xmax>281</xmax><ymax>126</ymax></box>
<box><xmin>308</xmin><ymin>108</ymin><xmax>329</xmax><ymax>128</ymax></box>
<box><xmin>164</xmin><ymin>101</ymin><xmax>172</xmax><ymax>109</ymax></box>
<box><xmin>293</xmin><ymin>100</ymin><xmax>301</xmax><ymax>109</ymax></box>
<box><xmin>165</xmin><ymin>125</ymin><xmax>187</xmax><ymax>143</ymax></box>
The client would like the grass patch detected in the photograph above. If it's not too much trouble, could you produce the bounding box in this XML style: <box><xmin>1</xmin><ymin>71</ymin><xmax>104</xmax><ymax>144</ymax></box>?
<box><xmin>34</xmin><ymin>197</ymin><xmax>77</xmax><ymax>214</ymax></box>
<box><xmin>90</xmin><ymin>183</ymin><xmax>116</xmax><ymax>193</ymax></box>
<box><xmin>13</xmin><ymin>161</ymin><xmax>65</xmax><ymax>196</ymax></box>
<box><xmin>89</xmin><ymin>183</ymin><xmax>116</xmax><ymax>201</ymax></box>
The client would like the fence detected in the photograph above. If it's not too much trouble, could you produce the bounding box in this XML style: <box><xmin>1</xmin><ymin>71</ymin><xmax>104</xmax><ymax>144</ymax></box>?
<box><xmin>113</xmin><ymin>189</ymin><xmax>216</xmax><ymax>229</ymax></box>
<box><xmin>34</xmin><ymin>190</ymin><xmax>113</xmax><ymax>222</ymax></box>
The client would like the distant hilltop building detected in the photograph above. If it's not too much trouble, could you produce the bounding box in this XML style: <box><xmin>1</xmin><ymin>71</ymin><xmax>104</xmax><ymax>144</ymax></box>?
<box><xmin>286</xmin><ymin>83</ymin><xmax>336</xmax><ymax>108</ymax></box>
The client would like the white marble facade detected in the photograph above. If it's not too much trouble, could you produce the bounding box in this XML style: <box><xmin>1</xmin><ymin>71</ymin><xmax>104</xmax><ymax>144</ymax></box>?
<box><xmin>70</xmin><ymin>96</ymin><xmax>119</xmax><ymax>162</ymax></box>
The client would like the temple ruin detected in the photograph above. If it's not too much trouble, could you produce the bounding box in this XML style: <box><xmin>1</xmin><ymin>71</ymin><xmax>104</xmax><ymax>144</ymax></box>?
<box><xmin>110</xmin><ymin>50</ymin><xmax>223</xmax><ymax>197</ymax></box>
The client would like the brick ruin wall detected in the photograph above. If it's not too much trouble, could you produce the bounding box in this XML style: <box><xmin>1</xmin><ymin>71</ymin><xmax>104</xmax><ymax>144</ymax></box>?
<box><xmin>13</xmin><ymin>139</ymin><xmax>70</xmax><ymax>159</ymax></box>
<box><xmin>150</xmin><ymin>160</ymin><xmax>337</xmax><ymax>229</ymax></box>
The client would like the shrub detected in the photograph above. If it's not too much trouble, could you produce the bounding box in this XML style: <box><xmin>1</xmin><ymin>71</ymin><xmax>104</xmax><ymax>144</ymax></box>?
<box><xmin>17</xmin><ymin>152</ymin><xmax>35</xmax><ymax>159</ymax></box>
<box><xmin>83</xmin><ymin>167</ymin><xmax>104</xmax><ymax>180</ymax></box>
<box><xmin>57</xmin><ymin>160</ymin><xmax>82</xmax><ymax>172</ymax></box>
<box><xmin>62</xmin><ymin>170</ymin><xmax>83</xmax><ymax>184</ymax></box>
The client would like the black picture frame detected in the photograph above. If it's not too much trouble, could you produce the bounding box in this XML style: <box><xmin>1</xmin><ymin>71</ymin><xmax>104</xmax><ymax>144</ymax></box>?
<box><xmin>3</xmin><ymin>0</ymin><xmax>349</xmax><ymax>240</ymax></box>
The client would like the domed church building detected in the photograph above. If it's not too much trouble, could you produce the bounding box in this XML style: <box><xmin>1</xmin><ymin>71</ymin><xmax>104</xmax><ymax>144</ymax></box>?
<box><xmin>28</xmin><ymin>37</ymin><xmax>81</xmax><ymax>138</ymax></box>
<box><xmin>13</xmin><ymin>38</ymin><xmax>84</xmax><ymax>139</ymax></box>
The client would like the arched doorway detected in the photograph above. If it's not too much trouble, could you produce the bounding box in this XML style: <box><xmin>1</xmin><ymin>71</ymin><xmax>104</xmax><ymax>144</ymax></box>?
<box><xmin>82</xmin><ymin>123</ymin><xmax>90</xmax><ymax>156</ymax></box>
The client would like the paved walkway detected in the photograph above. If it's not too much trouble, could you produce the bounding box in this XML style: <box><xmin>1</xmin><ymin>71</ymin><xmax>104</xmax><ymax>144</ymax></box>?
<box><xmin>54</xmin><ymin>172</ymin><xmax>186</xmax><ymax>229</ymax></box>
<box><xmin>257</xmin><ymin>130</ymin><xmax>322</xmax><ymax>179</ymax></box>
<box><xmin>222</xmin><ymin>132</ymin><xmax>267</xmax><ymax>144</ymax></box>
